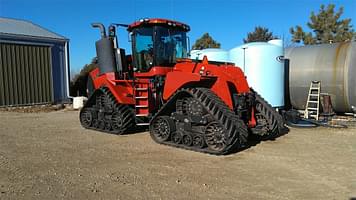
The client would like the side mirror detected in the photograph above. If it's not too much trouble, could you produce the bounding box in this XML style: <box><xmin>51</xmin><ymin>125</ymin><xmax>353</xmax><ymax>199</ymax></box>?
<box><xmin>128</xmin><ymin>32</ymin><xmax>133</xmax><ymax>42</ymax></box>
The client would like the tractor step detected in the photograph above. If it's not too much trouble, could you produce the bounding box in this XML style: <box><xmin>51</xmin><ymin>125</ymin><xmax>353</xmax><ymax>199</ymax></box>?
<box><xmin>136</xmin><ymin>123</ymin><xmax>149</xmax><ymax>126</ymax></box>
<box><xmin>136</xmin><ymin>113</ymin><xmax>149</xmax><ymax>116</ymax></box>
<box><xmin>135</xmin><ymin>105</ymin><xmax>148</xmax><ymax>108</ymax></box>
<box><xmin>136</xmin><ymin>88</ymin><xmax>148</xmax><ymax>91</ymax></box>
<box><xmin>135</xmin><ymin>96</ymin><xmax>148</xmax><ymax>99</ymax></box>
<box><xmin>134</xmin><ymin>82</ymin><xmax>150</xmax><ymax>121</ymax></box>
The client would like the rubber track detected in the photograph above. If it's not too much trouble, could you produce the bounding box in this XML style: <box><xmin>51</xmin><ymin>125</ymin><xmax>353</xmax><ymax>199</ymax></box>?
<box><xmin>252</xmin><ymin>89</ymin><xmax>287</xmax><ymax>138</ymax></box>
<box><xmin>80</xmin><ymin>87</ymin><xmax>135</xmax><ymax>135</ymax></box>
<box><xmin>150</xmin><ymin>87</ymin><xmax>249</xmax><ymax>155</ymax></box>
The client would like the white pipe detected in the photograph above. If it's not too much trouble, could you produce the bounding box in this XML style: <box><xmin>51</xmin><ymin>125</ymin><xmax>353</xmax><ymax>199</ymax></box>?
<box><xmin>64</xmin><ymin>41</ymin><xmax>73</xmax><ymax>99</ymax></box>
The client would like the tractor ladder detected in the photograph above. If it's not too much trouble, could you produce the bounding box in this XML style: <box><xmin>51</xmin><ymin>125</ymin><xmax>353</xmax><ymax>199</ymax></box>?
<box><xmin>304</xmin><ymin>81</ymin><xmax>321</xmax><ymax>120</ymax></box>
<box><xmin>134</xmin><ymin>82</ymin><xmax>150</xmax><ymax>126</ymax></box>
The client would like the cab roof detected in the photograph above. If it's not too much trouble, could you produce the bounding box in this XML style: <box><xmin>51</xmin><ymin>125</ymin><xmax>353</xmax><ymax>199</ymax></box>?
<box><xmin>127</xmin><ymin>18</ymin><xmax>190</xmax><ymax>32</ymax></box>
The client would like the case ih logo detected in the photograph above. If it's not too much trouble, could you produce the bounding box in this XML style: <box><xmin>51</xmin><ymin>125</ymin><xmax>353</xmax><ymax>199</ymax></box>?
<box><xmin>276</xmin><ymin>56</ymin><xmax>284</xmax><ymax>63</ymax></box>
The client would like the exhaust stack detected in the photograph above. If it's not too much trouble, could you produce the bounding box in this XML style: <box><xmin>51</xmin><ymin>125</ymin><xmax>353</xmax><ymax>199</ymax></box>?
<box><xmin>92</xmin><ymin>23</ymin><xmax>117</xmax><ymax>74</ymax></box>
<box><xmin>92</xmin><ymin>23</ymin><xmax>107</xmax><ymax>38</ymax></box>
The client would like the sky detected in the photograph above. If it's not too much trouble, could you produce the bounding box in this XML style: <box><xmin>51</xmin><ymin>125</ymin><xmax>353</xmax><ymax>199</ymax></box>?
<box><xmin>1</xmin><ymin>0</ymin><xmax>355</xmax><ymax>75</ymax></box>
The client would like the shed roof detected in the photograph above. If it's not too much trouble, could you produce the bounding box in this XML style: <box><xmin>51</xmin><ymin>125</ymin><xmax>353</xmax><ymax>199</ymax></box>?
<box><xmin>0</xmin><ymin>17</ymin><xmax>67</xmax><ymax>41</ymax></box>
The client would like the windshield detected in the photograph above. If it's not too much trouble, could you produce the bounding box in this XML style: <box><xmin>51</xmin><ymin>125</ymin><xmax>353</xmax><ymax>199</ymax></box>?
<box><xmin>132</xmin><ymin>26</ymin><xmax>187</xmax><ymax>72</ymax></box>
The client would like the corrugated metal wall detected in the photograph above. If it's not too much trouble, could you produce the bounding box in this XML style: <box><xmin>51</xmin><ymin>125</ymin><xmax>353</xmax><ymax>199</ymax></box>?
<box><xmin>0</xmin><ymin>43</ymin><xmax>53</xmax><ymax>106</ymax></box>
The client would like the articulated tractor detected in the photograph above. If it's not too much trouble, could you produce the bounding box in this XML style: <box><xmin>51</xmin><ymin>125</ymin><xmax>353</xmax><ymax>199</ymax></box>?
<box><xmin>80</xmin><ymin>18</ymin><xmax>287</xmax><ymax>155</ymax></box>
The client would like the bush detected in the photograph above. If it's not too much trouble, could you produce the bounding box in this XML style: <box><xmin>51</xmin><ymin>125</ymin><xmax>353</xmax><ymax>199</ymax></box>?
<box><xmin>70</xmin><ymin>58</ymin><xmax>98</xmax><ymax>97</ymax></box>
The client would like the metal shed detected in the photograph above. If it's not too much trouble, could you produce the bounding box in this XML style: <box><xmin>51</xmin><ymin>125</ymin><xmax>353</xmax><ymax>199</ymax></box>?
<box><xmin>0</xmin><ymin>17</ymin><xmax>70</xmax><ymax>106</ymax></box>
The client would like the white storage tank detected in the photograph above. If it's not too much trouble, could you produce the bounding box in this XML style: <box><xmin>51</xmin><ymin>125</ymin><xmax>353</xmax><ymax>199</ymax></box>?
<box><xmin>190</xmin><ymin>48</ymin><xmax>229</xmax><ymax>62</ymax></box>
<box><xmin>229</xmin><ymin>40</ymin><xmax>285</xmax><ymax>107</ymax></box>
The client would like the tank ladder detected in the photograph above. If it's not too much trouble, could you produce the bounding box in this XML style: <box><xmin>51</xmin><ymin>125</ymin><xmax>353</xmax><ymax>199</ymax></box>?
<box><xmin>304</xmin><ymin>81</ymin><xmax>321</xmax><ymax>120</ymax></box>
<box><xmin>134</xmin><ymin>82</ymin><xmax>150</xmax><ymax>126</ymax></box>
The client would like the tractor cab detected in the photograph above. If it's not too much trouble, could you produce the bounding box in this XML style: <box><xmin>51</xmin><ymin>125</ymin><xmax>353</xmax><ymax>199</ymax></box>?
<box><xmin>128</xmin><ymin>18</ymin><xmax>190</xmax><ymax>72</ymax></box>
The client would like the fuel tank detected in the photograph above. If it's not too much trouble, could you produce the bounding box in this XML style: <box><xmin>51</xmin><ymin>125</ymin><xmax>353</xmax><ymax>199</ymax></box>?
<box><xmin>285</xmin><ymin>41</ymin><xmax>356</xmax><ymax>113</ymax></box>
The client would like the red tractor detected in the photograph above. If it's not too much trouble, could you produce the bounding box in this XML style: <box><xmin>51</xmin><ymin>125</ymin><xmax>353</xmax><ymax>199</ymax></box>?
<box><xmin>80</xmin><ymin>18</ymin><xmax>287</xmax><ymax>155</ymax></box>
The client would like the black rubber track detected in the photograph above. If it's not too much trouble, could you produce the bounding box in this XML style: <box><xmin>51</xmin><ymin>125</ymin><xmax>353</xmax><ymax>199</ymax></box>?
<box><xmin>252</xmin><ymin>89</ymin><xmax>287</xmax><ymax>139</ymax></box>
<box><xmin>149</xmin><ymin>87</ymin><xmax>249</xmax><ymax>155</ymax></box>
<box><xmin>79</xmin><ymin>87</ymin><xmax>135</xmax><ymax>135</ymax></box>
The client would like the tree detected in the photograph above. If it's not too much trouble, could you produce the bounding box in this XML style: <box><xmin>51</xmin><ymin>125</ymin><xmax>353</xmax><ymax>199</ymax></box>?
<box><xmin>70</xmin><ymin>58</ymin><xmax>98</xmax><ymax>97</ymax></box>
<box><xmin>243</xmin><ymin>26</ymin><xmax>278</xmax><ymax>43</ymax></box>
<box><xmin>290</xmin><ymin>4</ymin><xmax>355</xmax><ymax>45</ymax></box>
<box><xmin>192</xmin><ymin>33</ymin><xmax>221</xmax><ymax>50</ymax></box>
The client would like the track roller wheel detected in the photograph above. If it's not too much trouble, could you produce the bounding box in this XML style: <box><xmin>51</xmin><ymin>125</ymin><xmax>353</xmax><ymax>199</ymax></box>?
<box><xmin>182</xmin><ymin>134</ymin><xmax>193</xmax><ymax>146</ymax></box>
<box><xmin>172</xmin><ymin>131</ymin><xmax>183</xmax><ymax>144</ymax></box>
<box><xmin>193</xmin><ymin>135</ymin><xmax>205</xmax><ymax>148</ymax></box>
<box><xmin>204</xmin><ymin>122</ymin><xmax>227</xmax><ymax>152</ymax></box>
<box><xmin>150</xmin><ymin>116</ymin><xmax>176</xmax><ymax>142</ymax></box>
<box><xmin>111</xmin><ymin>111</ymin><xmax>124</xmax><ymax>134</ymax></box>
<box><xmin>92</xmin><ymin>119</ymin><xmax>99</xmax><ymax>128</ymax></box>
<box><xmin>104</xmin><ymin>121</ymin><xmax>112</xmax><ymax>131</ymax></box>
<box><xmin>80</xmin><ymin>108</ymin><xmax>93</xmax><ymax>128</ymax></box>
<box><xmin>98</xmin><ymin>120</ymin><xmax>105</xmax><ymax>130</ymax></box>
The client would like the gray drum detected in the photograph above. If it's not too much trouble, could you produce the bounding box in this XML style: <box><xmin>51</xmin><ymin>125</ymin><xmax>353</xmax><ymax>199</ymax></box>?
<box><xmin>285</xmin><ymin>41</ymin><xmax>356</xmax><ymax>113</ymax></box>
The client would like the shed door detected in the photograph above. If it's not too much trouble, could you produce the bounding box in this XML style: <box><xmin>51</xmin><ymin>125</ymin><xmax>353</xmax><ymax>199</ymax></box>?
<box><xmin>0</xmin><ymin>43</ymin><xmax>53</xmax><ymax>106</ymax></box>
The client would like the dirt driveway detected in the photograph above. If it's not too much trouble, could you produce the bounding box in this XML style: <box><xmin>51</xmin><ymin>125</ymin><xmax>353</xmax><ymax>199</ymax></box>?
<box><xmin>0</xmin><ymin>110</ymin><xmax>355</xmax><ymax>200</ymax></box>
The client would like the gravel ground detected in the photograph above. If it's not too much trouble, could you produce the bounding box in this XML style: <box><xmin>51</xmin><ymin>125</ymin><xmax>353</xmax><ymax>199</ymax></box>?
<box><xmin>0</xmin><ymin>110</ymin><xmax>355</xmax><ymax>200</ymax></box>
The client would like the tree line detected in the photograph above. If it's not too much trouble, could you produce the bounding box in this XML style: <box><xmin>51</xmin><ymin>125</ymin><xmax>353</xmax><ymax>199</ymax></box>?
<box><xmin>71</xmin><ymin>3</ymin><xmax>355</xmax><ymax>96</ymax></box>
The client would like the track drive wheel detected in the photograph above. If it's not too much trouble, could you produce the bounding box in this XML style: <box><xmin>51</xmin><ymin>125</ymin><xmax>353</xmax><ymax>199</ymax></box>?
<box><xmin>150</xmin><ymin>116</ymin><xmax>176</xmax><ymax>142</ymax></box>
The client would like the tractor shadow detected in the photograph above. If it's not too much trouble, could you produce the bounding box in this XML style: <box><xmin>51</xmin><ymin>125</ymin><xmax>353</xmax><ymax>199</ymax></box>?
<box><xmin>230</xmin><ymin>127</ymin><xmax>290</xmax><ymax>154</ymax></box>
<box><xmin>124</xmin><ymin>126</ymin><xmax>149</xmax><ymax>135</ymax></box>
<box><xmin>122</xmin><ymin>125</ymin><xmax>290</xmax><ymax>155</ymax></box>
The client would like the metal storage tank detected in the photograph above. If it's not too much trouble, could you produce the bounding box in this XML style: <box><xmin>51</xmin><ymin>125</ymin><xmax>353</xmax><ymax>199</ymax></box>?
<box><xmin>0</xmin><ymin>17</ymin><xmax>70</xmax><ymax>106</ymax></box>
<box><xmin>285</xmin><ymin>41</ymin><xmax>356</xmax><ymax>113</ymax></box>
<box><xmin>229</xmin><ymin>40</ymin><xmax>285</xmax><ymax>107</ymax></box>
<box><xmin>190</xmin><ymin>48</ymin><xmax>229</xmax><ymax>62</ymax></box>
